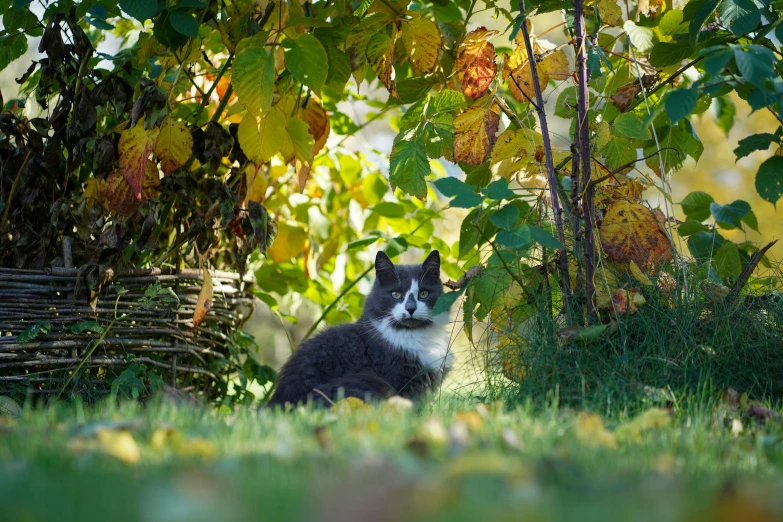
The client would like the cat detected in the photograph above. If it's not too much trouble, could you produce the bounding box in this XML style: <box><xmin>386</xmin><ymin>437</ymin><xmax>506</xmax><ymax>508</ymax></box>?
<box><xmin>266</xmin><ymin>250</ymin><xmax>453</xmax><ymax>407</ymax></box>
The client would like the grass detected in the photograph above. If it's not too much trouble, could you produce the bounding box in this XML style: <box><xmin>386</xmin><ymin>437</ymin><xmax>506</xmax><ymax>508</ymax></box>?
<box><xmin>2</xmin><ymin>393</ymin><xmax>783</xmax><ymax>522</ymax></box>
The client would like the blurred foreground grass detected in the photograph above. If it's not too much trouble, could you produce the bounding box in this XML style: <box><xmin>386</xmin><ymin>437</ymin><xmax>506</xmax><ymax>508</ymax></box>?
<box><xmin>1</xmin><ymin>394</ymin><xmax>783</xmax><ymax>522</ymax></box>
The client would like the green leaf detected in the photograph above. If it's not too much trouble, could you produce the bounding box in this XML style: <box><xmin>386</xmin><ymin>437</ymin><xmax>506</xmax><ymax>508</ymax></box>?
<box><xmin>433</xmin><ymin>287</ymin><xmax>465</xmax><ymax>315</ymax></box>
<box><xmin>733</xmin><ymin>133</ymin><xmax>778</xmax><ymax>160</ymax></box>
<box><xmin>385</xmin><ymin>236</ymin><xmax>409</xmax><ymax>258</ymax></box>
<box><xmin>68</xmin><ymin>320</ymin><xmax>105</xmax><ymax>334</ymax></box>
<box><xmin>489</xmin><ymin>205</ymin><xmax>520</xmax><ymax>229</ymax></box>
<box><xmin>389</xmin><ymin>139</ymin><xmax>429</xmax><ymax>199</ymax></box>
<box><xmin>429</xmin><ymin>90</ymin><xmax>465</xmax><ymax>114</ymax></box>
<box><xmin>530</xmin><ymin>226</ymin><xmax>563</xmax><ymax>249</ymax></box>
<box><xmin>665</xmin><ymin>88</ymin><xmax>698</xmax><ymax>124</ymax></box>
<box><xmin>459</xmin><ymin>209</ymin><xmax>481</xmax><ymax>258</ymax></box>
<box><xmin>742</xmin><ymin>210</ymin><xmax>759</xmax><ymax>232</ymax></box>
<box><xmin>169</xmin><ymin>10</ymin><xmax>198</xmax><ymax>38</ymax></box>
<box><xmin>119</xmin><ymin>0</ymin><xmax>157</xmax><ymax>21</ymax></box>
<box><xmin>624</xmin><ymin>20</ymin><xmax>655</xmax><ymax>52</ymax></box>
<box><xmin>0</xmin><ymin>33</ymin><xmax>27</xmax><ymax>73</ymax></box>
<box><xmin>710</xmin><ymin>200</ymin><xmax>750</xmax><ymax>229</ymax></box>
<box><xmin>613</xmin><ymin>113</ymin><xmax>649</xmax><ymax>140</ymax></box>
<box><xmin>354</xmin><ymin>0</ymin><xmax>375</xmax><ymax>17</ymax></box>
<box><xmin>348</xmin><ymin>236</ymin><xmax>382</xmax><ymax>250</ymax></box>
<box><xmin>484</xmin><ymin>178</ymin><xmax>515</xmax><ymax>200</ymax></box>
<box><xmin>371</xmin><ymin>202</ymin><xmax>406</xmax><ymax>218</ymax></box>
<box><xmin>284</xmin><ymin>117</ymin><xmax>314</xmax><ymax>164</ymax></box>
<box><xmin>687</xmin><ymin>0</ymin><xmax>719</xmax><ymax>46</ymax></box>
<box><xmin>756</xmin><ymin>155</ymin><xmax>783</xmax><ymax>206</ymax></box>
<box><xmin>712</xmin><ymin>97</ymin><xmax>735</xmax><ymax>135</ymax></box>
<box><xmin>687</xmin><ymin>230</ymin><xmax>726</xmax><ymax>261</ymax></box>
<box><xmin>283</xmin><ymin>34</ymin><xmax>329</xmax><ymax>94</ymax></box>
<box><xmin>602</xmin><ymin>137</ymin><xmax>636</xmax><ymax>171</ymax></box>
<box><xmin>719</xmin><ymin>0</ymin><xmax>760</xmax><ymax>36</ymax></box>
<box><xmin>733</xmin><ymin>47</ymin><xmax>774</xmax><ymax>88</ymax></box>
<box><xmin>680</xmin><ymin>191</ymin><xmax>715</xmax><ymax>221</ymax></box>
<box><xmin>434</xmin><ymin>177</ymin><xmax>474</xmax><ymax>197</ymax></box>
<box><xmin>233</xmin><ymin>46</ymin><xmax>275</xmax><ymax>116</ymax></box>
<box><xmin>17</xmin><ymin>322</ymin><xmax>52</xmax><ymax>344</ymax></box>
<box><xmin>496</xmin><ymin>224</ymin><xmax>532</xmax><ymax>250</ymax></box>
<box><xmin>555</xmin><ymin>87</ymin><xmax>577</xmax><ymax>118</ymax></box>
<box><xmin>657</xmin><ymin>10</ymin><xmax>685</xmax><ymax>36</ymax></box>
<box><xmin>714</xmin><ymin>242</ymin><xmax>742</xmax><ymax>279</ymax></box>
<box><xmin>702</xmin><ymin>47</ymin><xmax>733</xmax><ymax>76</ymax></box>
<box><xmin>238</xmin><ymin>109</ymin><xmax>286</xmax><ymax>163</ymax></box>
<box><xmin>464</xmin><ymin>163</ymin><xmax>493</xmax><ymax>188</ymax></box>
<box><xmin>649</xmin><ymin>41</ymin><xmax>692</xmax><ymax>68</ymax></box>
<box><xmin>678</xmin><ymin>220</ymin><xmax>710</xmax><ymax>236</ymax></box>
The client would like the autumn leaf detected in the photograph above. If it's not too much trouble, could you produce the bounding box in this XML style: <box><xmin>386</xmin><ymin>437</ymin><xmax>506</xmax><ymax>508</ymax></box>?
<box><xmin>507</xmin><ymin>65</ymin><xmax>542</xmax><ymax>104</ymax></box>
<box><xmin>83</xmin><ymin>177</ymin><xmax>106</xmax><ymax>209</ymax></box>
<box><xmin>193</xmin><ymin>266</ymin><xmax>213</xmax><ymax>328</ymax></box>
<box><xmin>366</xmin><ymin>29</ymin><xmax>398</xmax><ymax>98</ymax></box>
<box><xmin>300</xmin><ymin>97</ymin><xmax>330</xmax><ymax>157</ymax></box>
<box><xmin>102</xmin><ymin>161</ymin><xmax>160</xmax><ymax>218</ymax></box>
<box><xmin>268</xmin><ymin>222</ymin><xmax>308</xmax><ymax>262</ymax></box>
<box><xmin>452</xmin><ymin>106</ymin><xmax>500</xmax><ymax>165</ymax></box>
<box><xmin>245</xmin><ymin>163</ymin><xmax>268</xmax><ymax>203</ymax></box>
<box><xmin>490</xmin><ymin>128</ymin><xmax>543</xmax><ymax>164</ymax></box>
<box><xmin>348</xmin><ymin>12</ymin><xmax>394</xmax><ymax>86</ymax></box>
<box><xmin>117</xmin><ymin>118</ymin><xmax>159</xmax><ymax>199</ymax></box>
<box><xmin>611</xmin><ymin>287</ymin><xmax>647</xmax><ymax>315</ymax></box>
<box><xmin>575</xmin><ymin>413</ymin><xmax>618</xmax><ymax>449</ymax></box>
<box><xmin>600</xmin><ymin>200</ymin><xmax>674</xmax><ymax>268</ymax></box>
<box><xmin>539</xmin><ymin>49</ymin><xmax>571</xmax><ymax>80</ymax></box>
<box><xmin>610</xmin><ymin>74</ymin><xmax>658</xmax><ymax>112</ymax></box>
<box><xmin>238</xmin><ymin>108</ymin><xmax>286</xmax><ymax>163</ymax></box>
<box><xmin>596</xmin><ymin>0</ymin><xmax>623</xmax><ymax>26</ymax></box>
<box><xmin>280</xmin><ymin>117</ymin><xmax>314</xmax><ymax>166</ymax></box>
<box><xmin>400</xmin><ymin>11</ymin><xmax>442</xmax><ymax>74</ymax></box>
<box><xmin>154</xmin><ymin>117</ymin><xmax>193</xmax><ymax>175</ymax></box>
<box><xmin>455</xmin><ymin>27</ymin><xmax>497</xmax><ymax>100</ymax></box>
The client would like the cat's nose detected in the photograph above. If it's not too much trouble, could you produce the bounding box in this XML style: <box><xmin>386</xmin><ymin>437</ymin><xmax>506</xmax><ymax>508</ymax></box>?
<box><xmin>405</xmin><ymin>295</ymin><xmax>417</xmax><ymax>316</ymax></box>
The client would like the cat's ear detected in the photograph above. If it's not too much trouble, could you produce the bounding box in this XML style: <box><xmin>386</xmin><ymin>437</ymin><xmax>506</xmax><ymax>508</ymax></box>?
<box><xmin>421</xmin><ymin>250</ymin><xmax>441</xmax><ymax>282</ymax></box>
<box><xmin>375</xmin><ymin>251</ymin><xmax>398</xmax><ymax>286</ymax></box>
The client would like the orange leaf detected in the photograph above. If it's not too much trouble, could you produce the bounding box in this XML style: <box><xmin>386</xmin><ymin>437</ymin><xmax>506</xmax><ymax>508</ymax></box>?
<box><xmin>600</xmin><ymin>200</ymin><xmax>674</xmax><ymax>268</ymax></box>
<box><xmin>101</xmin><ymin>161</ymin><xmax>160</xmax><ymax>218</ymax></box>
<box><xmin>299</xmin><ymin>97</ymin><xmax>330</xmax><ymax>157</ymax></box>
<box><xmin>193</xmin><ymin>267</ymin><xmax>213</xmax><ymax>328</ymax></box>
<box><xmin>452</xmin><ymin>106</ymin><xmax>500</xmax><ymax>165</ymax></box>
<box><xmin>117</xmin><ymin>118</ymin><xmax>159</xmax><ymax>199</ymax></box>
<box><xmin>455</xmin><ymin>27</ymin><xmax>497</xmax><ymax>100</ymax></box>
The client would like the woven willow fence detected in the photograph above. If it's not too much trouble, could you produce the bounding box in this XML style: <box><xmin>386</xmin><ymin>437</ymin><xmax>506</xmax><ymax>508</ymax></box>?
<box><xmin>0</xmin><ymin>267</ymin><xmax>255</xmax><ymax>398</ymax></box>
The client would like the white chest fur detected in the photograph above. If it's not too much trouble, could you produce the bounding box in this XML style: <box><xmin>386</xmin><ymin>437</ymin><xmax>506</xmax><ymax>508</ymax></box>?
<box><xmin>371</xmin><ymin>314</ymin><xmax>454</xmax><ymax>371</ymax></box>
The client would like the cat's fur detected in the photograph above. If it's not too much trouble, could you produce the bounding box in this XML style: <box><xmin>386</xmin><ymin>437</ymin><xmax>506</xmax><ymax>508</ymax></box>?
<box><xmin>266</xmin><ymin>250</ymin><xmax>453</xmax><ymax>407</ymax></box>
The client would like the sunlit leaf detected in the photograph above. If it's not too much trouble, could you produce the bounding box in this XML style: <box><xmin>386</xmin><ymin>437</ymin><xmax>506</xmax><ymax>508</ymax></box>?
<box><xmin>400</xmin><ymin>12</ymin><xmax>441</xmax><ymax>74</ymax></box>
<box><xmin>154</xmin><ymin>117</ymin><xmax>192</xmax><ymax>175</ymax></box>
<box><xmin>454</xmin><ymin>27</ymin><xmax>497</xmax><ymax>100</ymax></box>
<box><xmin>600</xmin><ymin>200</ymin><xmax>673</xmax><ymax>268</ymax></box>
<box><xmin>283</xmin><ymin>33</ymin><xmax>328</xmax><ymax>93</ymax></box>
<box><xmin>238</xmin><ymin>109</ymin><xmax>286</xmax><ymax>164</ymax></box>
<box><xmin>117</xmin><ymin>119</ymin><xmax>159</xmax><ymax>199</ymax></box>
<box><xmin>452</xmin><ymin>107</ymin><xmax>500</xmax><ymax>165</ymax></box>
<box><xmin>596</xmin><ymin>0</ymin><xmax>623</xmax><ymax>26</ymax></box>
<box><xmin>366</xmin><ymin>30</ymin><xmax>398</xmax><ymax>98</ymax></box>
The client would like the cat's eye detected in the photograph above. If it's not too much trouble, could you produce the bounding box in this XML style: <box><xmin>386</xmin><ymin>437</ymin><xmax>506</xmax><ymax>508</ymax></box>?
<box><xmin>419</xmin><ymin>290</ymin><xmax>429</xmax><ymax>298</ymax></box>
<box><xmin>391</xmin><ymin>291</ymin><xmax>402</xmax><ymax>299</ymax></box>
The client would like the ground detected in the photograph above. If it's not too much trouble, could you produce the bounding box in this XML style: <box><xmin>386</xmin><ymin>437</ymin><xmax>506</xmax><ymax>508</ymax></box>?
<box><xmin>1</xmin><ymin>393</ymin><xmax>783</xmax><ymax>522</ymax></box>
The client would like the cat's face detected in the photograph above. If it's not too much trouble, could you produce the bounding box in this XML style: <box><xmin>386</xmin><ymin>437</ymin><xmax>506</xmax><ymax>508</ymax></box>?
<box><xmin>362</xmin><ymin>251</ymin><xmax>444</xmax><ymax>329</ymax></box>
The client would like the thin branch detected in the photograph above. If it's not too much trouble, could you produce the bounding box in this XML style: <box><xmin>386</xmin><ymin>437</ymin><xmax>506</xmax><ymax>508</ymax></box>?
<box><xmin>1</xmin><ymin>151</ymin><xmax>32</xmax><ymax>228</ymax></box>
<box><xmin>587</xmin><ymin>149</ymin><xmax>680</xmax><ymax>189</ymax></box>
<box><xmin>519</xmin><ymin>0</ymin><xmax>572</xmax><ymax>313</ymax></box>
<box><xmin>444</xmin><ymin>265</ymin><xmax>483</xmax><ymax>291</ymax></box>
<box><xmin>727</xmin><ymin>240</ymin><xmax>779</xmax><ymax>302</ymax></box>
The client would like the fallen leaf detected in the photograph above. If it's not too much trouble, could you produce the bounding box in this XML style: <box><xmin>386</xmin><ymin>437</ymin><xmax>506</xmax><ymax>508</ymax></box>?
<box><xmin>384</xmin><ymin>395</ymin><xmax>414</xmax><ymax>411</ymax></box>
<box><xmin>615</xmin><ymin>408</ymin><xmax>672</xmax><ymax>441</ymax></box>
<box><xmin>575</xmin><ymin>413</ymin><xmax>617</xmax><ymax>449</ymax></box>
<box><xmin>95</xmin><ymin>429</ymin><xmax>141</xmax><ymax>463</ymax></box>
<box><xmin>701</xmin><ymin>282</ymin><xmax>730</xmax><ymax>303</ymax></box>
<box><xmin>611</xmin><ymin>287</ymin><xmax>646</xmax><ymax>315</ymax></box>
<box><xmin>331</xmin><ymin>397</ymin><xmax>369</xmax><ymax>413</ymax></box>
<box><xmin>452</xmin><ymin>106</ymin><xmax>500</xmax><ymax>165</ymax></box>
<box><xmin>193</xmin><ymin>267</ymin><xmax>213</xmax><ymax>327</ymax></box>
<box><xmin>455</xmin><ymin>27</ymin><xmax>497</xmax><ymax>100</ymax></box>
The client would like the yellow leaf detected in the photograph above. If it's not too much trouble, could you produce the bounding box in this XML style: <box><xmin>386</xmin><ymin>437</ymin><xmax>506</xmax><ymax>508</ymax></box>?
<box><xmin>331</xmin><ymin>397</ymin><xmax>369</xmax><ymax>413</ymax></box>
<box><xmin>117</xmin><ymin>118</ymin><xmax>159</xmax><ymax>199</ymax></box>
<box><xmin>452</xmin><ymin>106</ymin><xmax>500</xmax><ymax>165</ymax></box>
<box><xmin>366</xmin><ymin>29</ymin><xmax>398</xmax><ymax>99</ymax></box>
<box><xmin>455</xmin><ymin>27</ymin><xmax>497</xmax><ymax>100</ymax></box>
<box><xmin>596</xmin><ymin>0</ymin><xmax>623</xmax><ymax>26</ymax></box>
<box><xmin>502</xmin><ymin>44</ymin><xmax>528</xmax><ymax>80</ymax></box>
<box><xmin>575</xmin><ymin>413</ymin><xmax>617</xmax><ymax>449</ymax></box>
<box><xmin>454</xmin><ymin>411</ymin><xmax>484</xmax><ymax>431</ymax></box>
<box><xmin>490</xmin><ymin>128</ymin><xmax>543</xmax><ymax>164</ymax></box>
<box><xmin>193</xmin><ymin>267</ymin><xmax>213</xmax><ymax>328</ymax></box>
<box><xmin>629</xmin><ymin>260</ymin><xmax>652</xmax><ymax>285</ymax></box>
<box><xmin>268</xmin><ymin>222</ymin><xmax>308</xmax><ymax>263</ymax></box>
<box><xmin>154</xmin><ymin>117</ymin><xmax>193</xmax><ymax>175</ymax></box>
<box><xmin>599</xmin><ymin>200</ymin><xmax>673</xmax><ymax>269</ymax></box>
<box><xmin>497</xmin><ymin>333</ymin><xmax>526</xmax><ymax>382</ymax></box>
<box><xmin>245</xmin><ymin>163</ymin><xmax>268</xmax><ymax>203</ymax></box>
<box><xmin>83</xmin><ymin>177</ymin><xmax>106</xmax><ymax>209</ymax></box>
<box><xmin>615</xmin><ymin>408</ymin><xmax>672</xmax><ymax>441</ymax></box>
<box><xmin>539</xmin><ymin>49</ymin><xmax>571</xmax><ymax>80</ymax></box>
<box><xmin>299</xmin><ymin>97</ymin><xmax>330</xmax><ymax>157</ymax></box>
<box><xmin>401</xmin><ymin>11</ymin><xmax>442</xmax><ymax>74</ymax></box>
<box><xmin>507</xmin><ymin>64</ymin><xmax>544</xmax><ymax>104</ymax></box>
<box><xmin>238</xmin><ymin>108</ymin><xmax>286</xmax><ymax>163</ymax></box>
<box><xmin>594</xmin><ymin>121</ymin><xmax>612</xmax><ymax>151</ymax></box>
<box><xmin>384</xmin><ymin>395</ymin><xmax>414</xmax><ymax>411</ymax></box>
<box><xmin>95</xmin><ymin>429</ymin><xmax>141</xmax><ymax>464</ymax></box>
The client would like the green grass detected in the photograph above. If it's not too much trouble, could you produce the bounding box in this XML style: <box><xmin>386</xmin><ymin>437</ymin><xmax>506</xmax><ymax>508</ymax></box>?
<box><xmin>2</xmin><ymin>394</ymin><xmax>783</xmax><ymax>522</ymax></box>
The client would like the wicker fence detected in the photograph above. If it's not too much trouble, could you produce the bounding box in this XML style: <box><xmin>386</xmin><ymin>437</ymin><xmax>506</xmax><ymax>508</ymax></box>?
<box><xmin>0</xmin><ymin>267</ymin><xmax>255</xmax><ymax>398</ymax></box>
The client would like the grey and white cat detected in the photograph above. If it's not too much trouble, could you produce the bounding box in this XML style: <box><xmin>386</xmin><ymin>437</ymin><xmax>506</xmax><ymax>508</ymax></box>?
<box><xmin>267</xmin><ymin>250</ymin><xmax>453</xmax><ymax>407</ymax></box>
